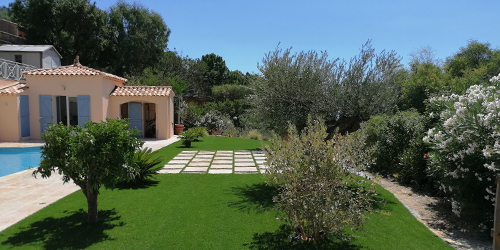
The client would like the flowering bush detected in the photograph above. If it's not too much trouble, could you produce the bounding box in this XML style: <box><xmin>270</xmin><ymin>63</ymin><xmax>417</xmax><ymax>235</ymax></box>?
<box><xmin>424</xmin><ymin>74</ymin><xmax>500</xmax><ymax>226</ymax></box>
<box><xmin>197</xmin><ymin>110</ymin><xmax>233</xmax><ymax>133</ymax></box>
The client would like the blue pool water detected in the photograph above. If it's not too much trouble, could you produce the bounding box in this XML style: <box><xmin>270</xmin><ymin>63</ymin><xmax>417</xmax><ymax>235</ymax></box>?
<box><xmin>0</xmin><ymin>147</ymin><xmax>42</xmax><ymax>177</ymax></box>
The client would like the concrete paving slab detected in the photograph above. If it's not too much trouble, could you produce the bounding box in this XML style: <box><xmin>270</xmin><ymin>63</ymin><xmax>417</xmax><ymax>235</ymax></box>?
<box><xmin>234</xmin><ymin>167</ymin><xmax>258</xmax><ymax>172</ymax></box>
<box><xmin>172</xmin><ymin>156</ymin><xmax>193</xmax><ymax>160</ymax></box>
<box><xmin>208</xmin><ymin>169</ymin><xmax>233</xmax><ymax>174</ymax></box>
<box><xmin>254</xmin><ymin>157</ymin><xmax>267</xmax><ymax>160</ymax></box>
<box><xmin>255</xmin><ymin>160</ymin><xmax>267</xmax><ymax>164</ymax></box>
<box><xmin>168</xmin><ymin>160</ymin><xmax>190</xmax><ymax>164</ymax></box>
<box><xmin>183</xmin><ymin>167</ymin><xmax>208</xmax><ymax>172</ymax></box>
<box><xmin>234</xmin><ymin>155</ymin><xmax>253</xmax><ymax>158</ymax></box>
<box><xmin>191</xmin><ymin>158</ymin><xmax>212</xmax><ymax>162</ymax></box>
<box><xmin>216</xmin><ymin>151</ymin><xmax>233</xmax><ymax>154</ymax></box>
<box><xmin>210</xmin><ymin>165</ymin><xmax>233</xmax><ymax>169</ymax></box>
<box><xmin>198</xmin><ymin>151</ymin><xmax>215</xmax><ymax>154</ymax></box>
<box><xmin>194</xmin><ymin>155</ymin><xmax>214</xmax><ymax>158</ymax></box>
<box><xmin>234</xmin><ymin>158</ymin><xmax>254</xmax><ymax>162</ymax></box>
<box><xmin>235</xmin><ymin>162</ymin><xmax>257</xmax><ymax>167</ymax></box>
<box><xmin>214</xmin><ymin>156</ymin><xmax>233</xmax><ymax>160</ymax></box>
<box><xmin>188</xmin><ymin>162</ymin><xmax>210</xmax><ymax>167</ymax></box>
<box><xmin>159</xmin><ymin>169</ymin><xmax>182</xmax><ymax>174</ymax></box>
<box><xmin>212</xmin><ymin>160</ymin><xmax>233</xmax><ymax>164</ymax></box>
<box><xmin>163</xmin><ymin>164</ymin><xmax>186</xmax><ymax>169</ymax></box>
<box><xmin>234</xmin><ymin>151</ymin><xmax>251</xmax><ymax>155</ymax></box>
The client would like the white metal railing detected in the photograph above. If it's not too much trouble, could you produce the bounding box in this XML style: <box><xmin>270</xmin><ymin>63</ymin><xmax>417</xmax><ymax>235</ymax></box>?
<box><xmin>0</xmin><ymin>58</ymin><xmax>37</xmax><ymax>81</ymax></box>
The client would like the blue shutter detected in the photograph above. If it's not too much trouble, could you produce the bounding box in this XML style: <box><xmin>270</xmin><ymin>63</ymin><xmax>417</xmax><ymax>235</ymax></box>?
<box><xmin>39</xmin><ymin>95</ymin><xmax>52</xmax><ymax>135</ymax></box>
<box><xmin>128</xmin><ymin>102</ymin><xmax>143</xmax><ymax>137</ymax></box>
<box><xmin>20</xmin><ymin>95</ymin><xmax>30</xmax><ymax>137</ymax></box>
<box><xmin>77</xmin><ymin>95</ymin><xmax>90</xmax><ymax>128</ymax></box>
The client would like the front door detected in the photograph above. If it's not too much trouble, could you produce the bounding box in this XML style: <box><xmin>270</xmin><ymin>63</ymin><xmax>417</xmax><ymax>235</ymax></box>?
<box><xmin>128</xmin><ymin>102</ymin><xmax>143</xmax><ymax>137</ymax></box>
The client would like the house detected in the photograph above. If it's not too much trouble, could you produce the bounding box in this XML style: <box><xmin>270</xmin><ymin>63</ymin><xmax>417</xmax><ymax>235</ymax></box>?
<box><xmin>0</xmin><ymin>19</ymin><xmax>25</xmax><ymax>45</ymax></box>
<box><xmin>0</xmin><ymin>57</ymin><xmax>175</xmax><ymax>142</ymax></box>
<box><xmin>0</xmin><ymin>44</ymin><xmax>62</xmax><ymax>68</ymax></box>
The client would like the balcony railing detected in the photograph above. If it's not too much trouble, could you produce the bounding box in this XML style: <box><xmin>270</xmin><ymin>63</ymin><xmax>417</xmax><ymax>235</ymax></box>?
<box><xmin>0</xmin><ymin>58</ymin><xmax>37</xmax><ymax>81</ymax></box>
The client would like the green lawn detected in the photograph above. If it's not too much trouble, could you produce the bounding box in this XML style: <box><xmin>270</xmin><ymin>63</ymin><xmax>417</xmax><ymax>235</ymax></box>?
<box><xmin>0</xmin><ymin>137</ymin><xmax>453</xmax><ymax>249</ymax></box>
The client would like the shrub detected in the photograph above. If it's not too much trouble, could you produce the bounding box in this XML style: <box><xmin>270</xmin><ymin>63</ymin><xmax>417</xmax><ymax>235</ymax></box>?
<box><xmin>359</xmin><ymin>110</ymin><xmax>430</xmax><ymax>187</ymax></box>
<box><xmin>179</xmin><ymin>101</ymin><xmax>203</xmax><ymax>128</ymax></box>
<box><xmin>264</xmin><ymin>117</ymin><xmax>374</xmax><ymax>241</ymax></box>
<box><xmin>203</xmin><ymin>100</ymin><xmax>251</xmax><ymax>127</ymax></box>
<box><xmin>247</xmin><ymin>129</ymin><xmax>262</xmax><ymax>140</ymax></box>
<box><xmin>180</xmin><ymin>127</ymin><xmax>207</xmax><ymax>148</ymax></box>
<box><xmin>197</xmin><ymin>110</ymin><xmax>233</xmax><ymax>132</ymax></box>
<box><xmin>126</xmin><ymin>148</ymin><xmax>165</xmax><ymax>183</ymax></box>
<box><xmin>212</xmin><ymin>84</ymin><xmax>253</xmax><ymax>102</ymax></box>
<box><xmin>424</xmin><ymin>77</ymin><xmax>500</xmax><ymax>227</ymax></box>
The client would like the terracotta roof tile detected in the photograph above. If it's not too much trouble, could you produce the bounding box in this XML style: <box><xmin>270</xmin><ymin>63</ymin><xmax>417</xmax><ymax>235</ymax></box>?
<box><xmin>110</xmin><ymin>86</ymin><xmax>172</xmax><ymax>97</ymax></box>
<box><xmin>0</xmin><ymin>83</ymin><xmax>26</xmax><ymax>95</ymax></box>
<box><xmin>22</xmin><ymin>63</ymin><xmax>127</xmax><ymax>82</ymax></box>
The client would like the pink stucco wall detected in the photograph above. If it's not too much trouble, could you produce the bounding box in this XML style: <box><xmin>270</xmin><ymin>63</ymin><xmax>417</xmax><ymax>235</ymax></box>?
<box><xmin>22</xmin><ymin>75</ymin><xmax>123</xmax><ymax>140</ymax></box>
<box><xmin>0</xmin><ymin>95</ymin><xmax>20</xmax><ymax>141</ymax></box>
<box><xmin>108</xmin><ymin>94</ymin><xmax>174</xmax><ymax>139</ymax></box>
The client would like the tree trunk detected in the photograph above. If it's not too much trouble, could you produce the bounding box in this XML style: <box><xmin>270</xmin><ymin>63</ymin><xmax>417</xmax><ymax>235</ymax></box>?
<box><xmin>86</xmin><ymin>184</ymin><xmax>99</xmax><ymax>223</ymax></box>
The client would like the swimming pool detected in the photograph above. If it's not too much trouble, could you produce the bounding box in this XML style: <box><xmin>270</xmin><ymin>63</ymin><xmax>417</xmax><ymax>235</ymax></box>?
<box><xmin>0</xmin><ymin>147</ymin><xmax>42</xmax><ymax>177</ymax></box>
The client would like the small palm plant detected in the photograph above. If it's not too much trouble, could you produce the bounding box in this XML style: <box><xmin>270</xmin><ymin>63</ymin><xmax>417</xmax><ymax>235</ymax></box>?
<box><xmin>180</xmin><ymin>127</ymin><xmax>207</xmax><ymax>148</ymax></box>
<box><xmin>128</xmin><ymin>148</ymin><xmax>164</xmax><ymax>183</ymax></box>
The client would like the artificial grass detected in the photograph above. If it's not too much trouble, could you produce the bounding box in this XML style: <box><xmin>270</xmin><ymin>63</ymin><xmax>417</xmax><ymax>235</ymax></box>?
<box><xmin>0</xmin><ymin>136</ymin><xmax>453</xmax><ymax>249</ymax></box>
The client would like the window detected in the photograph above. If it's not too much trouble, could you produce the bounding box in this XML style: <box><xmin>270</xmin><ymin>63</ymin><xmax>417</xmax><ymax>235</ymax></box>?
<box><xmin>14</xmin><ymin>55</ymin><xmax>22</xmax><ymax>63</ymax></box>
<box><xmin>56</xmin><ymin>96</ymin><xmax>79</xmax><ymax>126</ymax></box>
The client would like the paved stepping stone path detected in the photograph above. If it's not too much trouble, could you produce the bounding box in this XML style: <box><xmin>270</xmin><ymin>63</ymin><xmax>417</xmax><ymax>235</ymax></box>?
<box><xmin>159</xmin><ymin>150</ymin><xmax>269</xmax><ymax>174</ymax></box>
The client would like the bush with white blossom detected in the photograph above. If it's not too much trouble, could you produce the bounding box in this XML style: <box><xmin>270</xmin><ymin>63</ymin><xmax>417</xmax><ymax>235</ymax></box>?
<box><xmin>424</xmin><ymin>73</ymin><xmax>500</xmax><ymax>226</ymax></box>
<box><xmin>196</xmin><ymin>110</ymin><xmax>233</xmax><ymax>133</ymax></box>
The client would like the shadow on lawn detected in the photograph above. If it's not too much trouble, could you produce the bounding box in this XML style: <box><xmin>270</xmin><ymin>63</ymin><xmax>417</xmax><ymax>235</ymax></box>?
<box><xmin>1</xmin><ymin>209</ymin><xmax>124</xmax><ymax>250</ymax></box>
<box><xmin>228</xmin><ymin>183</ymin><xmax>277</xmax><ymax>213</ymax></box>
<box><xmin>116</xmin><ymin>179</ymin><xmax>159</xmax><ymax>190</ymax></box>
<box><xmin>244</xmin><ymin>225</ymin><xmax>361</xmax><ymax>250</ymax></box>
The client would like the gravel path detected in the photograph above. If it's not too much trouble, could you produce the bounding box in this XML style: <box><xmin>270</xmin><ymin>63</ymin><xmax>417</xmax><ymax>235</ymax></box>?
<box><xmin>373</xmin><ymin>176</ymin><xmax>490</xmax><ymax>250</ymax></box>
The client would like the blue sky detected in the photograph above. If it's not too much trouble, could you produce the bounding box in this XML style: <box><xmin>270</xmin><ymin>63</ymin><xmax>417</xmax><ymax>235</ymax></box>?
<box><xmin>94</xmin><ymin>0</ymin><xmax>500</xmax><ymax>74</ymax></box>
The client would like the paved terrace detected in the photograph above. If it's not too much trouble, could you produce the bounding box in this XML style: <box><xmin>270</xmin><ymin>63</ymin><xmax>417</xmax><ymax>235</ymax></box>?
<box><xmin>160</xmin><ymin>150</ymin><xmax>268</xmax><ymax>174</ymax></box>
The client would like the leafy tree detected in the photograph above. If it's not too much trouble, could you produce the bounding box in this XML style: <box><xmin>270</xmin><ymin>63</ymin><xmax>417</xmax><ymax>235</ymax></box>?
<box><xmin>201</xmin><ymin>53</ymin><xmax>229</xmax><ymax>94</ymax></box>
<box><xmin>265</xmin><ymin>117</ymin><xmax>374</xmax><ymax>241</ymax></box>
<box><xmin>226</xmin><ymin>70</ymin><xmax>252</xmax><ymax>85</ymax></box>
<box><xmin>10</xmin><ymin>0</ymin><xmax>108</xmax><ymax>66</ymax></box>
<box><xmin>331</xmin><ymin>41</ymin><xmax>403</xmax><ymax>132</ymax></box>
<box><xmin>254</xmin><ymin>41</ymin><xmax>402</xmax><ymax>135</ymax></box>
<box><xmin>444</xmin><ymin>40</ymin><xmax>500</xmax><ymax>94</ymax></box>
<box><xmin>33</xmin><ymin>118</ymin><xmax>143</xmax><ymax>223</ymax></box>
<box><xmin>399</xmin><ymin>62</ymin><xmax>448</xmax><ymax>113</ymax></box>
<box><xmin>211</xmin><ymin>84</ymin><xmax>253</xmax><ymax>102</ymax></box>
<box><xmin>0</xmin><ymin>5</ymin><xmax>11</xmax><ymax>20</ymax></box>
<box><xmin>105</xmin><ymin>1</ymin><xmax>171</xmax><ymax>77</ymax></box>
<box><xmin>255</xmin><ymin>48</ymin><xmax>334</xmax><ymax>135</ymax></box>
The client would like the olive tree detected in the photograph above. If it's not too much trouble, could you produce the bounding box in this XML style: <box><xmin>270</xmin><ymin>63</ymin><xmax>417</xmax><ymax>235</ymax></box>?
<box><xmin>264</xmin><ymin>117</ymin><xmax>374</xmax><ymax>241</ymax></box>
<box><xmin>33</xmin><ymin>118</ymin><xmax>143</xmax><ymax>223</ymax></box>
<box><xmin>254</xmin><ymin>41</ymin><xmax>402</xmax><ymax>135</ymax></box>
